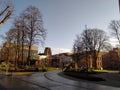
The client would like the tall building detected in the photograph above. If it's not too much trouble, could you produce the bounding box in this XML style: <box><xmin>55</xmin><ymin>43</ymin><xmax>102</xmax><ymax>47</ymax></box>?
<box><xmin>44</xmin><ymin>47</ymin><xmax>52</xmax><ymax>56</ymax></box>
<box><xmin>37</xmin><ymin>47</ymin><xmax>52</xmax><ymax>65</ymax></box>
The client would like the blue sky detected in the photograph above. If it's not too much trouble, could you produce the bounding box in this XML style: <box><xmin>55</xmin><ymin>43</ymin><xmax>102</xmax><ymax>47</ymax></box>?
<box><xmin>0</xmin><ymin>0</ymin><xmax>120</xmax><ymax>54</ymax></box>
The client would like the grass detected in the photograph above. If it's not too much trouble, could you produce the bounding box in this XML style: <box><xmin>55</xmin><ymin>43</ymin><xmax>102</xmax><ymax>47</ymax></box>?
<box><xmin>0</xmin><ymin>66</ymin><xmax>6</xmax><ymax>71</ymax></box>
<box><xmin>47</xmin><ymin>67</ymin><xmax>61</xmax><ymax>71</ymax></box>
<box><xmin>12</xmin><ymin>72</ymin><xmax>34</xmax><ymax>75</ymax></box>
<box><xmin>64</xmin><ymin>71</ymin><xmax>106</xmax><ymax>81</ymax></box>
<box><xmin>0</xmin><ymin>65</ymin><xmax>62</xmax><ymax>72</ymax></box>
<box><xmin>92</xmin><ymin>70</ymin><xmax>108</xmax><ymax>73</ymax></box>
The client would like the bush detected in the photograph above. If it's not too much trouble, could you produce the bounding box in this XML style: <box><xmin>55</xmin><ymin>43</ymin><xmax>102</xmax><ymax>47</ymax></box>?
<box><xmin>39</xmin><ymin>64</ymin><xmax>47</xmax><ymax>71</ymax></box>
<box><xmin>47</xmin><ymin>67</ymin><xmax>61</xmax><ymax>71</ymax></box>
<box><xmin>64</xmin><ymin>71</ymin><xmax>105</xmax><ymax>81</ymax></box>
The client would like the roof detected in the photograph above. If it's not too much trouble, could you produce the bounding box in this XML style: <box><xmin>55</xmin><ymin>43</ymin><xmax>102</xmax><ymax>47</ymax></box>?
<box><xmin>38</xmin><ymin>53</ymin><xmax>45</xmax><ymax>55</ymax></box>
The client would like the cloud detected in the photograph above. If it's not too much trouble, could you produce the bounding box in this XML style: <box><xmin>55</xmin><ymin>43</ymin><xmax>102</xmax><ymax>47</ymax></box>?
<box><xmin>51</xmin><ymin>47</ymin><xmax>72</xmax><ymax>55</ymax></box>
<box><xmin>109</xmin><ymin>38</ymin><xmax>119</xmax><ymax>46</ymax></box>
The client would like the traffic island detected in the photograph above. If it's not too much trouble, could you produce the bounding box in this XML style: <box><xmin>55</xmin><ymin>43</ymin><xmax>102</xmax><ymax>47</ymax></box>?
<box><xmin>63</xmin><ymin>71</ymin><xmax>105</xmax><ymax>81</ymax></box>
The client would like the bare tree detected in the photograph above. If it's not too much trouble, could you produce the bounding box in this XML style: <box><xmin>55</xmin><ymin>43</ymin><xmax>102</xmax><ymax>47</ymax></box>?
<box><xmin>109</xmin><ymin>20</ymin><xmax>120</xmax><ymax>44</ymax></box>
<box><xmin>3</xmin><ymin>29</ymin><xmax>15</xmax><ymax>63</ymax></box>
<box><xmin>3</xmin><ymin>16</ymin><xmax>27</xmax><ymax>69</ymax></box>
<box><xmin>11</xmin><ymin>18</ymin><xmax>22</xmax><ymax>68</ymax></box>
<box><xmin>2</xmin><ymin>5</ymin><xmax>46</xmax><ymax>68</ymax></box>
<box><xmin>0</xmin><ymin>0</ymin><xmax>13</xmax><ymax>25</ymax></box>
<box><xmin>73</xmin><ymin>35</ymin><xmax>84</xmax><ymax>64</ymax></box>
<box><xmin>86</xmin><ymin>29</ymin><xmax>111</xmax><ymax>69</ymax></box>
<box><xmin>13</xmin><ymin>16</ymin><xmax>27</xmax><ymax>66</ymax></box>
<box><xmin>21</xmin><ymin>6</ymin><xmax>46</xmax><ymax>63</ymax></box>
<box><xmin>109</xmin><ymin>20</ymin><xmax>120</xmax><ymax>71</ymax></box>
<box><xmin>73</xmin><ymin>28</ymin><xmax>111</xmax><ymax>69</ymax></box>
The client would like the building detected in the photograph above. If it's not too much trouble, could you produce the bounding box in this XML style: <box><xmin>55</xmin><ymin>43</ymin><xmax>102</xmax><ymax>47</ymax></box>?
<box><xmin>49</xmin><ymin>53</ymin><xmax>72</xmax><ymax>67</ymax></box>
<box><xmin>37</xmin><ymin>47</ymin><xmax>52</xmax><ymax>65</ymax></box>
<box><xmin>71</xmin><ymin>48</ymin><xmax>120</xmax><ymax>70</ymax></box>
<box><xmin>38</xmin><ymin>48</ymin><xmax>72</xmax><ymax>67</ymax></box>
<box><xmin>44</xmin><ymin>47</ymin><xmax>52</xmax><ymax>56</ymax></box>
<box><xmin>1</xmin><ymin>42</ymin><xmax>38</xmax><ymax>65</ymax></box>
<box><xmin>72</xmin><ymin>51</ymin><xmax>105</xmax><ymax>69</ymax></box>
<box><xmin>102</xmin><ymin>48</ymin><xmax>120</xmax><ymax>70</ymax></box>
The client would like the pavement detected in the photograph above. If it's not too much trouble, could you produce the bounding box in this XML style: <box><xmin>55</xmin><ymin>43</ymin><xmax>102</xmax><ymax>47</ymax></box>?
<box><xmin>58</xmin><ymin>70</ymin><xmax>120</xmax><ymax>87</ymax></box>
<box><xmin>0</xmin><ymin>70</ymin><xmax>120</xmax><ymax>90</ymax></box>
<box><xmin>92</xmin><ymin>71</ymin><xmax>120</xmax><ymax>87</ymax></box>
<box><xmin>45</xmin><ymin>70</ymin><xmax>120</xmax><ymax>90</ymax></box>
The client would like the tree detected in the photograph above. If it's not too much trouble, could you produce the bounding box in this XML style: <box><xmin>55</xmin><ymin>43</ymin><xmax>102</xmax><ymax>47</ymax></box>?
<box><xmin>3</xmin><ymin>29</ymin><xmax>15</xmax><ymax>63</ymax></box>
<box><xmin>2</xmin><ymin>5</ymin><xmax>46</xmax><ymax>68</ymax></box>
<box><xmin>0</xmin><ymin>1</ymin><xmax>13</xmax><ymax>26</ymax></box>
<box><xmin>73</xmin><ymin>35</ymin><xmax>84</xmax><ymax>64</ymax></box>
<box><xmin>2</xmin><ymin>15</ymin><xmax>27</xmax><ymax>68</ymax></box>
<box><xmin>109</xmin><ymin>20</ymin><xmax>120</xmax><ymax>44</ymax></box>
<box><xmin>109</xmin><ymin>20</ymin><xmax>120</xmax><ymax>70</ymax></box>
<box><xmin>20</xmin><ymin>6</ymin><xmax>46</xmax><ymax>63</ymax></box>
<box><xmin>13</xmin><ymin>16</ymin><xmax>27</xmax><ymax>66</ymax></box>
<box><xmin>73</xmin><ymin>28</ymin><xmax>111</xmax><ymax>69</ymax></box>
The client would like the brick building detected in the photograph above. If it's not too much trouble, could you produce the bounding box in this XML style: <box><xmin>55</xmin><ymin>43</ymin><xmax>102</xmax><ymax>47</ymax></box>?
<box><xmin>72</xmin><ymin>51</ymin><xmax>106</xmax><ymax>69</ymax></box>
<box><xmin>1</xmin><ymin>42</ymin><xmax>38</xmax><ymax>65</ymax></box>
<box><xmin>37</xmin><ymin>47</ymin><xmax>52</xmax><ymax>66</ymax></box>
<box><xmin>102</xmin><ymin>48</ymin><xmax>120</xmax><ymax>70</ymax></box>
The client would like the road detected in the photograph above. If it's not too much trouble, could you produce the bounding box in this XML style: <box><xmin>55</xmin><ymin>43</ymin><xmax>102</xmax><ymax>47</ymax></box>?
<box><xmin>0</xmin><ymin>70</ymin><xmax>120</xmax><ymax>90</ymax></box>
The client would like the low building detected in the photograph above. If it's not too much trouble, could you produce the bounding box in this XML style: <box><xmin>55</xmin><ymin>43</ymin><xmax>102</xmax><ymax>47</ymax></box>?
<box><xmin>102</xmin><ymin>48</ymin><xmax>120</xmax><ymax>70</ymax></box>
<box><xmin>50</xmin><ymin>53</ymin><xmax>72</xmax><ymax>67</ymax></box>
<box><xmin>1</xmin><ymin>42</ymin><xmax>38</xmax><ymax>65</ymax></box>
<box><xmin>72</xmin><ymin>51</ymin><xmax>106</xmax><ymax>69</ymax></box>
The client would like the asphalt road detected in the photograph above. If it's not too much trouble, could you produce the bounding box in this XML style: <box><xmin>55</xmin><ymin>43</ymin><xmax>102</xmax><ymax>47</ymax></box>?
<box><xmin>0</xmin><ymin>71</ymin><xmax>120</xmax><ymax>90</ymax></box>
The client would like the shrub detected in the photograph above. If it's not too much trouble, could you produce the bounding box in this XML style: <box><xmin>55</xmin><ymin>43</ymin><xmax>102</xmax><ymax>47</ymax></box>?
<box><xmin>64</xmin><ymin>71</ymin><xmax>105</xmax><ymax>81</ymax></box>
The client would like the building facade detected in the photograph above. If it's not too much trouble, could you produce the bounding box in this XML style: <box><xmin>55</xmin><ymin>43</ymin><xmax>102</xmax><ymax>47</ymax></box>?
<box><xmin>37</xmin><ymin>47</ymin><xmax>52</xmax><ymax>65</ymax></box>
<box><xmin>72</xmin><ymin>51</ymin><xmax>105</xmax><ymax>69</ymax></box>
<box><xmin>102</xmin><ymin>48</ymin><xmax>120</xmax><ymax>70</ymax></box>
<box><xmin>1</xmin><ymin>42</ymin><xmax>38</xmax><ymax>65</ymax></box>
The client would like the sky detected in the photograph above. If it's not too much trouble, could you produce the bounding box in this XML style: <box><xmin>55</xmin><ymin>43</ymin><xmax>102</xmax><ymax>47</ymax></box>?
<box><xmin>0</xmin><ymin>0</ymin><xmax>120</xmax><ymax>54</ymax></box>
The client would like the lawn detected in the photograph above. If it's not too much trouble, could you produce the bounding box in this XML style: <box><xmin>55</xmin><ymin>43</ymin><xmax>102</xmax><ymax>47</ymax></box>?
<box><xmin>91</xmin><ymin>70</ymin><xmax>108</xmax><ymax>73</ymax></box>
<box><xmin>47</xmin><ymin>67</ymin><xmax>61</xmax><ymax>71</ymax></box>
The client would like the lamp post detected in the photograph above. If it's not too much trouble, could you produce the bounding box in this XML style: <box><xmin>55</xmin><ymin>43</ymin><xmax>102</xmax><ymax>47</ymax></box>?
<box><xmin>5</xmin><ymin>62</ymin><xmax>12</xmax><ymax>76</ymax></box>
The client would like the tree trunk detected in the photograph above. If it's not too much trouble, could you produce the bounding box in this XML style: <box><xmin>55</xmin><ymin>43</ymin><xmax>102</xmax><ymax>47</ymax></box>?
<box><xmin>27</xmin><ymin>45</ymin><xmax>31</xmax><ymax>65</ymax></box>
